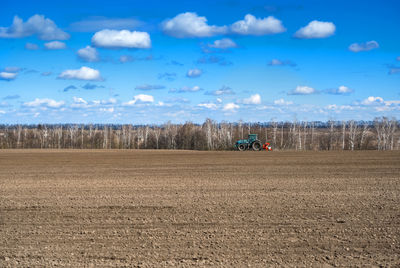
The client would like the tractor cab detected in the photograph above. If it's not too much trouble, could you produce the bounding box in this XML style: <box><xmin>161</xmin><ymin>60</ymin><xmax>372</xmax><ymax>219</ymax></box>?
<box><xmin>247</xmin><ymin>134</ymin><xmax>258</xmax><ymax>143</ymax></box>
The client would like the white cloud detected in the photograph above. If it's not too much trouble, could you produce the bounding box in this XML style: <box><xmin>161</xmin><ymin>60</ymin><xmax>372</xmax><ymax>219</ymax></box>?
<box><xmin>243</xmin><ymin>94</ymin><xmax>261</xmax><ymax>105</ymax></box>
<box><xmin>77</xmin><ymin>46</ymin><xmax>99</xmax><ymax>62</ymax></box>
<box><xmin>71</xmin><ymin>96</ymin><xmax>88</xmax><ymax>108</ymax></box>
<box><xmin>198</xmin><ymin>103</ymin><xmax>217</xmax><ymax>109</ymax></box>
<box><xmin>231</xmin><ymin>14</ymin><xmax>285</xmax><ymax>35</ymax></box>
<box><xmin>0</xmin><ymin>14</ymin><xmax>69</xmax><ymax>40</ymax></box>
<box><xmin>362</xmin><ymin>96</ymin><xmax>384</xmax><ymax>105</ymax></box>
<box><xmin>208</xmin><ymin>38</ymin><xmax>237</xmax><ymax>49</ymax></box>
<box><xmin>205</xmin><ymin>85</ymin><xmax>235</xmax><ymax>96</ymax></box>
<box><xmin>91</xmin><ymin>98</ymin><xmax>117</xmax><ymax>106</ymax></box>
<box><xmin>73</xmin><ymin>96</ymin><xmax>87</xmax><ymax>104</ymax></box>
<box><xmin>124</xmin><ymin>94</ymin><xmax>154</xmax><ymax>106</ymax></box>
<box><xmin>0</xmin><ymin>72</ymin><xmax>17</xmax><ymax>80</ymax></box>
<box><xmin>44</xmin><ymin>41</ymin><xmax>66</xmax><ymax>50</ymax></box>
<box><xmin>24</xmin><ymin>98</ymin><xmax>65</xmax><ymax>108</ymax></box>
<box><xmin>186</xmin><ymin>68</ymin><xmax>202</xmax><ymax>78</ymax></box>
<box><xmin>162</xmin><ymin>12</ymin><xmax>227</xmax><ymax>38</ymax></box>
<box><xmin>25</xmin><ymin>42</ymin><xmax>39</xmax><ymax>50</ymax></box>
<box><xmin>348</xmin><ymin>41</ymin><xmax>379</xmax><ymax>52</ymax></box>
<box><xmin>92</xmin><ymin>29</ymin><xmax>151</xmax><ymax>48</ymax></box>
<box><xmin>359</xmin><ymin>96</ymin><xmax>400</xmax><ymax>112</ymax></box>
<box><xmin>223</xmin><ymin>102</ymin><xmax>239</xmax><ymax>112</ymax></box>
<box><xmin>274</xmin><ymin>98</ymin><xmax>293</xmax><ymax>105</ymax></box>
<box><xmin>337</xmin><ymin>86</ymin><xmax>352</xmax><ymax>94</ymax></box>
<box><xmin>294</xmin><ymin>20</ymin><xmax>335</xmax><ymax>39</ymax></box>
<box><xmin>58</xmin><ymin>66</ymin><xmax>102</xmax><ymax>81</ymax></box>
<box><xmin>100</xmin><ymin>107</ymin><xmax>114</xmax><ymax>113</ymax></box>
<box><xmin>289</xmin><ymin>85</ymin><xmax>316</xmax><ymax>95</ymax></box>
<box><xmin>325</xmin><ymin>104</ymin><xmax>355</xmax><ymax>111</ymax></box>
<box><xmin>327</xmin><ymin>85</ymin><xmax>353</xmax><ymax>95</ymax></box>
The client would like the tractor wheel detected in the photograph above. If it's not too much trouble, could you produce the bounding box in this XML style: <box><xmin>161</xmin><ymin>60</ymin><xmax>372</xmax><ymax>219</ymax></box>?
<box><xmin>238</xmin><ymin>144</ymin><xmax>246</xmax><ymax>151</ymax></box>
<box><xmin>252</xmin><ymin>141</ymin><xmax>262</xmax><ymax>151</ymax></box>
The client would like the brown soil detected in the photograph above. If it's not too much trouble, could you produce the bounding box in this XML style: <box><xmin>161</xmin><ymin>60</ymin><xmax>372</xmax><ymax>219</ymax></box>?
<box><xmin>0</xmin><ymin>150</ymin><xmax>399</xmax><ymax>267</ymax></box>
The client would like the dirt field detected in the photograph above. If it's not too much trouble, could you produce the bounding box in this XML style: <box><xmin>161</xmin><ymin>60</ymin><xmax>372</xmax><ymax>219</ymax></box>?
<box><xmin>0</xmin><ymin>150</ymin><xmax>399</xmax><ymax>267</ymax></box>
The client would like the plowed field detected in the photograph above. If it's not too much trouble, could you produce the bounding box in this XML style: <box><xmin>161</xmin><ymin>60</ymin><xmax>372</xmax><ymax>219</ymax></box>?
<box><xmin>1</xmin><ymin>150</ymin><xmax>399</xmax><ymax>267</ymax></box>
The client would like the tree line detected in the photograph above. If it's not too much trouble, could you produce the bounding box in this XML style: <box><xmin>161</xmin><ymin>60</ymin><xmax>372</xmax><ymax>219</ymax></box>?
<box><xmin>0</xmin><ymin>117</ymin><xmax>398</xmax><ymax>150</ymax></box>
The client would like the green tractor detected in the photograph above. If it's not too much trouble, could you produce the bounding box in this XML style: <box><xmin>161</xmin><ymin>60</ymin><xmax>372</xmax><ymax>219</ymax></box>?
<box><xmin>235</xmin><ymin>134</ymin><xmax>263</xmax><ymax>151</ymax></box>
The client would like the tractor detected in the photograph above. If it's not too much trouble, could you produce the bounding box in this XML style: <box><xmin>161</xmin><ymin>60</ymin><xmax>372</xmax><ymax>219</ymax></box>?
<box><xmin>235</xmin><ymin>134</ymin><xmax>263</xmax><ymax>151</ymax></box>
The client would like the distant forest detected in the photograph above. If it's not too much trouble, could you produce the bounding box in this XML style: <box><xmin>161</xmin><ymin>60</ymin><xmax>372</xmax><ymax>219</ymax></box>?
<box><xmin>0</xmin><ymin>117</ymin><xmax>398</xmax><ymax>150</ymax></box>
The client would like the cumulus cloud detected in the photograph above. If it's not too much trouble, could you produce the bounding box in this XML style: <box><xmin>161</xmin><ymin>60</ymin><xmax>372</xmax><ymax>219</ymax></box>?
<box><xmin>44</xmin><ymin>41</ymin><xmax>66</xmax><ymax>50</ymax></box>
<box><xmin>71</xmin><ymin>96</ymin><xmax>116</xmax><ymax>109</ymax></box>
<box><xmin>208</xmin><ymin>38</ymin><xmax>237</xmax><ymax>49</ymax></box>
<box><xmin>294</xmin><ymin>20</ymin><xmax>335</xmax><ymax>39</ymax></box>
<box><xmin>361</xmin><ymin>96</ymin><xmax>384</xmax><ymax>105</ymax></box>
<box><xmin>348</xmin><ymin>41</ymin><xmax>379</xmax><ymax>52</ymax></box>
<box><xmin>326</xmin><ymin>85</ymin><xmax>353</xmax><ymax>95</ymax></box>
<box><xmin>124</xmin><ymin>94</ymin><xmax>154</xmax><ymax>105</ymax></box>
<box><xmin>25</xmin><ymin>42</ymin><xmax>39</xmax><ymax>50</ymax></box>
<box><xmin>268</xmin><ymin>59</ymin><xmax>296</xmax><ymax>67</ymax></box>
<box><xmin>0</xmin><ymin>72</ymin><xmax>18</xmax><ymax>81</ymax></box>
<box><xmin>243</xmin><ymin>94</ymin><xmax>261</xmax><ymax>105</ymax></box>
<box><xmin>135</xmin><ymin>84</ymin><xmax>165</xmax><ymax>90</ymax></box>
<box><xmin>0</xmin><ymin>14</ymin><xmax>69</xmax><ymax>40</ymax></box>
<box><xmin>288</xmin><ymin>85</ymin><xmax>316</xmax><ymax>95</ymax></box>
<box><xmin>231</xmin><ymin>14</ymin><xmax>285</xmax><ymax>35</ymax></box>
<box><xmin>205</xmin><ymin>85</ymin><xmax>235</xmax><ymax>96</ymax></box>
<box><xmin>92</xmin><ymin>29</ymin><xmax>151</xmax><ymax>48</ymax></box>
<box><xmin>162</xmin><ymin>12</ymin><xmax>227</xmax><ymax>38</ymax></box>
<box><xmin>93</xmin><ymin>98</ymin><xmax>117</xmax><ymax>105</ymax></box>
<box><xmin>58</xmin><ymin>66</ymin><xmax>102</xmax><ymax>81</ymax></box>
<box><xmin>23</xmin><ymin>98</ymin><xmax>65</xmax><ymax>108</ymax></box>
<box><xmin>170</xmin><ymin>86</ymin><xmax>202</xmax><ymax>93</ymax></box>
<box><xmin>71</xmin><ymin>96</ymin><xmax>87</xmax><ymax>107</ymax></box>
<box><xmin>223</xmin><ymin>103</ymin><xmax>239</xmax><ymax>112</ymax></box>
<box><xmin>70</xmin><ymin>17</ymin><xmax>142</xmax><ymax>32</ymax></box>
<box><xmin>77</xmin><ymin>46</ymin><xmax>99</xmax><ymax>62</ymax></box>
<box><xmin>197</xmin><ymin>102</ymin><xmax>218</xmax><ymax>109</ymax></box>
<box><xmin>325</xmin><ymin>104</ymin><xmax>355</xmax><ymax>111</ymax></box>
<box><xmin>274</xmin><ymin>98</ymin><xmax>293</xmax><ymax>105</ymax></box>
<box><xmin>358</xmin><ymin>97</ymin><xmax>400</xmax><ymax>112</ymax></box>
<box><xmin>186</xmin><ymin>68</ymin><xmax>202</xmax><ymax>78</ymax></box>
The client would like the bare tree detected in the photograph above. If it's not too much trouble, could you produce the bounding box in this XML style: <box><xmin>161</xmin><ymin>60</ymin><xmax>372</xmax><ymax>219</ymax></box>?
<box><xmin>348</xmin><ymin>120</ymin><xmax>358</xmax><ymax>151</ymax></box>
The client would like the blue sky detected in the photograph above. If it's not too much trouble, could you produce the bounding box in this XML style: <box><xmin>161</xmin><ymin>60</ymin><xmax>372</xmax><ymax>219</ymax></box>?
<box><xmin>0</xmin><ymin>0</ymin><xmax>399</xmax><ymax>124</ymax></box>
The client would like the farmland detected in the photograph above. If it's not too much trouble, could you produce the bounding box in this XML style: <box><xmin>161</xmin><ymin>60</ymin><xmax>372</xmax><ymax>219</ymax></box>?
<box><xmin>0</xmin><ymin>150</ymin><xmax>399</xmax><ymax>266</ymax></box>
